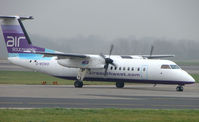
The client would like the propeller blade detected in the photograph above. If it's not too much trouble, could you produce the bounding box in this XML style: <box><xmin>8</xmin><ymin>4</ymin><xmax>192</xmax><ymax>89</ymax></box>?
<box><xmin>109</xmin><ymin>44</ymin><xmax>114</xmax><ymax>58</ymax></box>
<box><xmin>150</xmin><ymin>45</ymin><xmax>154</xmax><ymax>57</ymax></box>
<box><xmin>104</xmin><ymin>64</ymin><xmax>109</xmax><ymax>76</ymax></box>
<box><xmin>100</xmin><ymin>53</ymin><xmax>106</xmax><ymax>59</ymax></box>
<box><xmin>110</xmin><ymin>62</ymin><xmax>117</xmax><ymax>67</ymax></box>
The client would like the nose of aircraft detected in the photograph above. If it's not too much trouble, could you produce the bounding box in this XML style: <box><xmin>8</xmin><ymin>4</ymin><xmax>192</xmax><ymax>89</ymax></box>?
<box><xmin>188</xmin><ymin>75</ymin><xmax>195</xmax><ymax>83</ymax></box>
<box><xmin>184</xmin><ymin>71</ymin><xmax>195</xmax><ymax>84</ymax></box>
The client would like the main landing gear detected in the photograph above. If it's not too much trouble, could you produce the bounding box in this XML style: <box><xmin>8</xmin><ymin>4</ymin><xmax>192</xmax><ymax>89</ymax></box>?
<box><xmin>176</xmin><ymin>85</ymin><xmax>184</xmax><ymax>92</ymax></box>
<box><xmin>74</xmin><ymin>68</ymin><xmax>88</xmax><ymax>88</ymax></box>
<box><xmin>74</xmin><ymin>80</ymin><xmax>83</xmax><ymax>88</ymax></box>
<box><xmin>116</xmin><ymin>82</ymin><xmax>124</xmax><ymax>88</ymax></box>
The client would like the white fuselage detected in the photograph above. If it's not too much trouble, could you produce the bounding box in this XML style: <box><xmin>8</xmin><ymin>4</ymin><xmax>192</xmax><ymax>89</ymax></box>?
<box><xmin>8</xmin><ymin>55</ymin><xmax>195</xmax><ymax>85</ymax></box>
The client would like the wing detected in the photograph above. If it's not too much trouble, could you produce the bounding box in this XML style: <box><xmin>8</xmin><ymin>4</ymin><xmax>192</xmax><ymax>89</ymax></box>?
<box><xmin>142</xmin><ymin>55</ymin><xmax>175</xmax><ymax>59</ymax></box>
<box><xmin>36</xmin><ymin>52</ymin><xmax>105</xmax><ymax>69</ymax></box>
<box><xmin>36</xmin><ymin>52</ymin><xmax>88</xmax><ymax>59</ymax></box>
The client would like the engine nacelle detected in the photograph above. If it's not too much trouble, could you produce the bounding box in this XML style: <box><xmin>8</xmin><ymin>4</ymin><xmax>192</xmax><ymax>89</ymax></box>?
<box><xmin>57</xmin><ymin>56</ymin><xmax>105</xmax><ymax>69</ymax></box>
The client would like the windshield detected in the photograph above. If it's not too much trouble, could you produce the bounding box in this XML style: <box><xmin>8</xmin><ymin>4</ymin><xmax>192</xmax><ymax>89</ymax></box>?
<box><xmin>161</xmin><ymin>64</ymin><xmax>181</xmax><ymax>69</ymax></box>
<box><xmin>161</xmin><ymin>65</ymin><xmax>171</xmax><ymax>69</ymax></box>
<box><xmin>170</xmin><ymin>65</ymin><xmax>181</xmax><ymax>69</ymax></box>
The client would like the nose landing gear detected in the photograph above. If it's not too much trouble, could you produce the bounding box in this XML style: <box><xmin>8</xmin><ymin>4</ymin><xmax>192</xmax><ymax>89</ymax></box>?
<box><xmin>176</xmin><ymin>85</ymin><xmax>184</xmax><ymax>92</ymax></box>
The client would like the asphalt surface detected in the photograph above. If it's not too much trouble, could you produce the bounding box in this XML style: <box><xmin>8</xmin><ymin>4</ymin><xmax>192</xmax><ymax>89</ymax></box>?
<box><xmin>0</xmin><ymin>84</ymin><xmax>198</xmax><ymax>109</ymax></box>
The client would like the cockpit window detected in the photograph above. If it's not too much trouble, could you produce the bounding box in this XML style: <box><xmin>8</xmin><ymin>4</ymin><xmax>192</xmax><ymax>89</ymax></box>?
<box><xmin>161</xmin><ymin>65</ymin><xmax>171</xmax><ymax>69</ymax></box>
<box><xmin>170</xmin><ymin>65</ymin><xmax>180</xmax><ymax>69</ymax></box>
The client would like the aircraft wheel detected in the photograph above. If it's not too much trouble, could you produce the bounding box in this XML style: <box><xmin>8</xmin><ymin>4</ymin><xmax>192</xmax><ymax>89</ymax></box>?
<box><xmin>74</xmin><ymin>80</ymin><xmax>83</xmax><ymax>88</ymax></box>
<box><xmin>176</xmin><ymin>85</ymin><xmax>183</xmax><ymax>92</ymax></box>
<box><xmin>116</xmin><ymin>82</ymin><xmax>124</xmax><ymax>88</ymax></box>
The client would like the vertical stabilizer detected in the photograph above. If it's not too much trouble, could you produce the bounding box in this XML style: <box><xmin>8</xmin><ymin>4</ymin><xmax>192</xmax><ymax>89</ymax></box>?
<box><xmin>0</xmin><ymin>16</ymin><xmax>45</xmax><ymax>54</ymax></box>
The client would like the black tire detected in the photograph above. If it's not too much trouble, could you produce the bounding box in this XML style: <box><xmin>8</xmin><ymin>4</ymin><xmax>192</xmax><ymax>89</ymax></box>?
<box><xmin>176</xmin><ymin>86</ymin><xmax>183</xmax><ymax>92</ymax></box>
<box><xmin>179</xmin><ymin>86</ymin><xmax>184</xmax><ymax>91</ymax></box>
<box><xmin>74</xmin><ymin>80</ymin><xmax>83</xmax><ymax>88</ymax></box>
<box><xmin>116</xmin><ymin>82</ymin><xmax>124</xmax><ymax>88</ymax></box>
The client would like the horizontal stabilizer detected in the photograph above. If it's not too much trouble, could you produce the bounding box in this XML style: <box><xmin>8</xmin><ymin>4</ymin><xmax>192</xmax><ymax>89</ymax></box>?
<box><xmin>0</xmin><ymin>16</ymin><xmax>33</xmax><ymax>20</ymax></box>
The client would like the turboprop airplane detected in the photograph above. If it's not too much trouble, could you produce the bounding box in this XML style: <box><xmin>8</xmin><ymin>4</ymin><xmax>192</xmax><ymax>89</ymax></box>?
<box><xmin>0</xmin><ymin>16</ymin><xmax>195</xmax><ymax>91</ymax></box>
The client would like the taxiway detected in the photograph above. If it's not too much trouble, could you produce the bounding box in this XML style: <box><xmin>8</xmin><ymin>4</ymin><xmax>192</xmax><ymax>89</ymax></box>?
<box><xmin>0</xmin><ymin>84</ymin><xmax>198</xmax><ymax>109</ymax></box>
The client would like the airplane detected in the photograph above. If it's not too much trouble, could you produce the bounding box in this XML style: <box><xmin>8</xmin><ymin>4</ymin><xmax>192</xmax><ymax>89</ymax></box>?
<box><xmin>0</xmin><ymin>15</ymin><xmax>195</xmax><ymax>92</ymax></box>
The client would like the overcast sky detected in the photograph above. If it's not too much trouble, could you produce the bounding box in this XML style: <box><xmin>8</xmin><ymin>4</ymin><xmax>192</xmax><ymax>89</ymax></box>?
<box><xmin>0</xmin><ymin>0</ymin><xmax>199</xmax><ymax>41</ymax></box>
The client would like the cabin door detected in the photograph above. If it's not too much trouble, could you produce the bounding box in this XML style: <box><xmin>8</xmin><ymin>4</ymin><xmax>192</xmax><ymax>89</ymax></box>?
<box><xmin>141</xmin><ymin>65</ymin><xmax>148</xmax><ymax>80</ymax></box>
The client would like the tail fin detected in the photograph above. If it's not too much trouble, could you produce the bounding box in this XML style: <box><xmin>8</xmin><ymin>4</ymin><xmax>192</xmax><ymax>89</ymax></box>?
<box><xmin>0</xmin><ymin>16</ymin><xmax>45</xmax><ymax>54</ymax></box>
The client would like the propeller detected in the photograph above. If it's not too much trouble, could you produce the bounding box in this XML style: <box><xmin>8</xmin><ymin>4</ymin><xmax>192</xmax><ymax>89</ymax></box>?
<box><xmin>149</xmin><ymin>45</ymin><xmax>154</xmax><ymax>58</ymax></box>
<box><xmin>100</xmin><ymin>44</ymin><xmax>117</xmax><ymax>76</ymax></box>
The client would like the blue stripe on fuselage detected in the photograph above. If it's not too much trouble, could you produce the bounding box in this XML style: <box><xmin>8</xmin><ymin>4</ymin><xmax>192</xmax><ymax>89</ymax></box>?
<box><xmin>8</xmin><ymin>48</ymin><xmax>55</xmax><ymax>60</ymax></box>
<box><xmin>45</xmin><ymin>48</ymin><xmax>55</xmax><ymax>53</ymax></box>
<box><xmin>8</xmin><ymin>53</ymin><xmax>52</xmax><ymax>60</ymax></box>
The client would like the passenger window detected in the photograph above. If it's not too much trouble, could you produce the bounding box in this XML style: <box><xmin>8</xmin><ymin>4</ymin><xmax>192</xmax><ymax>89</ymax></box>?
<box><xmin>161</xmin><ymin>65</ymin><xmax>171</xmax><ymax>69</ymax></box>
<box><xmin>127</xmin><ymin>67</ymin><xmax>130</xmax><ymax>71</ymax></box>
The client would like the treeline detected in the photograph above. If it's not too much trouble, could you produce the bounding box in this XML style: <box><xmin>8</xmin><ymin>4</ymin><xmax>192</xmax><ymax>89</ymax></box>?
<box><xmin>32</xmin><ymin>35</ymin><xmax>198</xmax><ymax>60</ymax></box>
<box><xmin>113</xmin><ymin>37</ymin><xmax>199</xmax><ymax>60</ymax></box>
<box><xmin>0</xmin><ymin>34</ymin><xmax>198</xmax><ymax>60</ymax></box>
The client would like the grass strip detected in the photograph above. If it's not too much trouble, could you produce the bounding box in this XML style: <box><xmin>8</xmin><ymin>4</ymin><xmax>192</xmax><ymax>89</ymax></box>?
<box><xmin>0</xmin><ymin>108</ymin><xmax>199</xmax><ymax>122</ymax></box>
